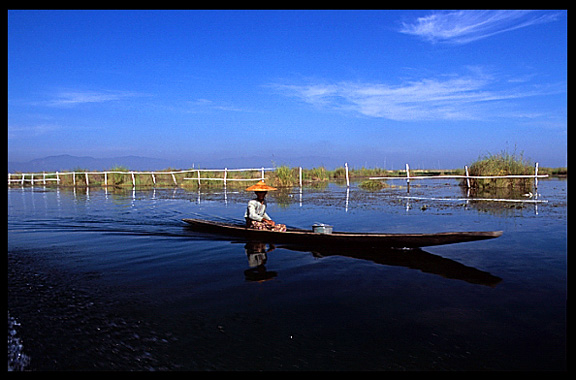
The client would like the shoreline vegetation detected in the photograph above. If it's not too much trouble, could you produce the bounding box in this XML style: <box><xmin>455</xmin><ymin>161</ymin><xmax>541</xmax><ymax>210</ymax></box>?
<box><xmin>8</xmin><ymin>152</ymin><xmax>566</xmax><ymax>191</ymax></box>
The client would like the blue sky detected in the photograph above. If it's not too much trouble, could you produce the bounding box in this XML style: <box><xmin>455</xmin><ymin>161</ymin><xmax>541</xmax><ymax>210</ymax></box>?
<box><xmin>8</xmin><ymin>10</ymin><xmax>567</xmax><ymax>169</ymax></box>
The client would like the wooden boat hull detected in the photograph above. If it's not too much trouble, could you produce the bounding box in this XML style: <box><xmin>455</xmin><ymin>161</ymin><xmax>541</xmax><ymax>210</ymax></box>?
<box><xmin>182</xmin><ymin>218</ymin><xmax>502</xmax><ymax>248</ymax></box>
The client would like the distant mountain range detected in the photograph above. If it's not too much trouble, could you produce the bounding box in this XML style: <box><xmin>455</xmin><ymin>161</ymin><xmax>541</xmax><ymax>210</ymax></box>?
<box><xmin>7</xmin><ymin>155</ymin><xmax>181</xmax><ymax>173</ymax></box>
<box><xmin>7</xmin><ymin>154</ymin><xmax>343</xmax><ymax>173</ymax></box>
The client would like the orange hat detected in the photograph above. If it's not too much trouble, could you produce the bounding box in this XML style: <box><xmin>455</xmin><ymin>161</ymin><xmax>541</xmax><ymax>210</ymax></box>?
<box><xmin>245</xmin><ymin>180</ymin><xmax>277</xmax><ymax>191</ymax></box>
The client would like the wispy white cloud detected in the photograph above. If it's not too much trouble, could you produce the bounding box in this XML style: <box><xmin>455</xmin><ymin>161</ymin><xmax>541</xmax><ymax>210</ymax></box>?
<box><xmin>271</xmin><ymin>72</ymin><xmax>564</xmax><ymax>122</ymax></box>
<box><xmin>184</xmin><ymin>98</ymin><xmax>248</xmax><ymax>113</ymax></box>
<box><xmin>40</xmin><ymin>89</ymin><xmax>145</xmax><ymax>107</ymax></box>
<box><xmin>8</xmin><ymin>123</ymin><xmax>63</xmax><ymax>139</ymax></box>
<box><xmin>399</xmin><ymin>10</ymin><xmax>560</xmax><ymax>44</ymax></box>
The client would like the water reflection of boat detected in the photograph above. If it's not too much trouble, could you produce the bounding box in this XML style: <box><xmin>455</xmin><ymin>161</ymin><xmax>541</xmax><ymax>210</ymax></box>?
<box><xmin>182</xmin><ymin>218</ymin><xmax>502</xmax><ymax>248</ymax></box>
<box><xmin>237</xmin><ymin>240</ymin><xmax>501</xmax><ymax>287</ymax></box>
<box><xmin>277</xmin><ymin>243</ymin><xmax>502</xmax><ymax>287</ymax></box>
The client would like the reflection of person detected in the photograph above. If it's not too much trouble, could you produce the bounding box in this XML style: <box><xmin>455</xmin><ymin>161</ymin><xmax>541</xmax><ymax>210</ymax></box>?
<box><xmin>244</xmin><ymin>242</ymin><xmax>277</xmax><ymax>282</ymax></box>
<box><xmin>244</xmin><ymin>180</ymin><xmax>286</xmax><ymax>232</ymax></box>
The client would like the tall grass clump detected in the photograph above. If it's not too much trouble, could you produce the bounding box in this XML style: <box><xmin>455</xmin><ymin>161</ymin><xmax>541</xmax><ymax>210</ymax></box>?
<box><xmin>332</xmin><ymin>166</ymin><xmax>347</xmax><ymax>179</ymax></box>
<box><xmin>273</xmin><ymin>165</ymin><xmax>297</xmax><ymax>187</ymax></box>
<box><xmin>305</xmin><ymin>166</ymin><xmax>329</xmax><ymax>182</ymax></box>
<box><xmin>465</xmin><ymin>149</ymin><xmax>534</xmax><ymax>197</ymax></box>
<box><xmin>109</xmin><ymin>166</ymin><xmax>130</xmax><ymax>187</ymax></box>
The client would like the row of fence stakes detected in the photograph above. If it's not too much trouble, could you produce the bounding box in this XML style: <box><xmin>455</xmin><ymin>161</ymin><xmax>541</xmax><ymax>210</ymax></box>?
<box><xmin>8</xmin><ymin>162</ymin><xmax>548</xmax><ymax>208</ymax></box>
<box><xmin>8</xmin><ymin>167</ymin><xmax>274</xmax><ymax>188</ymax></box>
<box><xmin>369</xmin><ymin>162</ymin><xmax>547</xmax><ymax>194</ymax></box>
<box><xmin>8</xmin><ymin>161</ymin><xmax>547</xmax><ymax>197</ymax></box>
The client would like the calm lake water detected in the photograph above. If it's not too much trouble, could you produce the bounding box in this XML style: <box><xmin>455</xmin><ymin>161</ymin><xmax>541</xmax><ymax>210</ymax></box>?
<box><xmin>8</xmin><ymin>179</ymin><xmax>566</xmax><ymax>371</ymax></box>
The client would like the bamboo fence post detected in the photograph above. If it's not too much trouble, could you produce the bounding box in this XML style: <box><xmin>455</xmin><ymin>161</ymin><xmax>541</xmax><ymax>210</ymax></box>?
<box><xmin>299</xmin><ymin>167</ymin><xmax>303</xmax><ymax>188</ymax></box>
<box><xmin>21</xmin><ymin>173</ymin><xmax>25</xmax><ymax>185</ymax></box>
<box><xmin>224</xmin><ymin>168</ymin><xmax>228</xmax><ymax>187</ymax></box>
<box><xmin>345</xmin><ymin>162</ymin><xmax>350</xmax><ymax>187</ymax></box>
<box><xmin>151</xmin><ymin>173</ymin><xmax>156</xmax><ymax>186</ymax></box>
<box><xmin>197</xmin><ymin>170</ymin><xmax>201</xmax><ymax>186</ymax></box>
<box><xmin>405</xmin><ymin>164</ymin><xmax>410</xmax><ymax>193</ymax></box>
<box><xmin>104</xmin><ymin>172</ymin><xmax>108</xmax><ymax>186</ymax></box>
<box><xmin>85</xmin><ymin>172</ymin><xmax>89</xmax><ymax>186</ymax></box>
<box><xmin>171</xmin><ymin>172</ymin><xmax>177</xmax><ymax>186</ymax></box>
<box><xmin>131</xmin><ymin>172</ymin><xmax>136</xmax><ymax>188</ymax></box>
<box><xmin>56</xmin><ymin>171</ymin><xmax>60</xmax><ymax>183</ymax></box>
<box><xmin>73</xmin><ymin>172</ymin><xmax>76</xmax><ymax>186</ymax></box>
<box><xmin>464</xmin><ymin>165</ymin><xmax>471</xmax><ymax>189</ymax></box>
<box><xmin>261</xmin><ymin>167</ymin><xmax>265</xmax><ymax>180</ymax></box>
<box><xmin>43</xmin><ymin>172</ymin><xmax>46</xmax><ymax>185</ymax></box>
<box><xmin>534</xmin><ymin>162</ymin><xmax>539</xmax><ymax>192</ymax></box>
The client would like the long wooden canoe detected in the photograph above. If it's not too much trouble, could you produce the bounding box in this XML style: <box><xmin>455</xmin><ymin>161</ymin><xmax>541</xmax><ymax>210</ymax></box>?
<box><xmin>182</xmin><ymin>218</ymin><xmax>502</xmax><ymax>248</ymax></box>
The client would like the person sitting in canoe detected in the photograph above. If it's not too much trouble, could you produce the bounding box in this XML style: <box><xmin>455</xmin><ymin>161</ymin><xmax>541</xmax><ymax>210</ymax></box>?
<box><xmin>244</xmin><ymin>180</ymin><xmax>286</xmax><ymax>232</ymax></box>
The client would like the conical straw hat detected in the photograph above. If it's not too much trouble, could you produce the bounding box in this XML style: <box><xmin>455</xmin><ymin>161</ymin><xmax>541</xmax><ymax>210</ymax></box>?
<box><xmin>245</xmin><ymin>180</ymin><xmax>277</xmax><ymax>191</ymax></box>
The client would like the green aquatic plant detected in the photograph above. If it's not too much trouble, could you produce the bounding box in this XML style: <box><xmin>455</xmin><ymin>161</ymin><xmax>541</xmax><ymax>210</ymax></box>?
<box><xmin>464</xmin><ymin>148</ymin><xmax>535</xmax><ymax>198</ymax></box>
<box><xmin>358</xmin><ymin>179</ymin><xmax>389</xmax><ymax>191</ymax></box>
<box><xmin>273</xmin><ymin>165</ymin><xmax>297</xmax><ymax>187</ymax></box>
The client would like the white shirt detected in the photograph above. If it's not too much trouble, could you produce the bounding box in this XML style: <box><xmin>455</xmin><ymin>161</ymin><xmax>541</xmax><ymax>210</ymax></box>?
<box><xmin>244</xmin><ymin>199</ymin><xmax>271</xmax><ymax>222</ymax></box>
